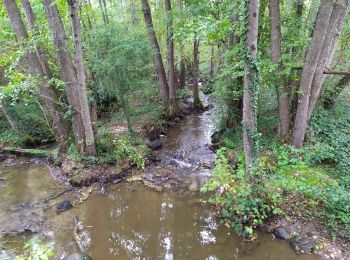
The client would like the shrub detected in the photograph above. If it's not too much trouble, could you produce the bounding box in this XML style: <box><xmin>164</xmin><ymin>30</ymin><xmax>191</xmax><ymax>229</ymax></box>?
<box><xmin>201</xmin><ymin>148</ymin><xmax>283</xmax><ymax>237</ymax></box>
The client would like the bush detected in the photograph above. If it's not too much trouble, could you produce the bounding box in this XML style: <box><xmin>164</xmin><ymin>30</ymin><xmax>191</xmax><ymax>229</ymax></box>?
<box><xmin>201</xmin><ymin>148</ymin><xmax>283</xmax><ymax>237</ymax></box>
<box><xmin>96</xmin><ymin>129</ymin><xmax>149</xmax><ymax>169</ymax></box>
<box><xmin>303</xmin><ymin>109</ymin><xmax>350</xmax><ymax>187</ymax></box>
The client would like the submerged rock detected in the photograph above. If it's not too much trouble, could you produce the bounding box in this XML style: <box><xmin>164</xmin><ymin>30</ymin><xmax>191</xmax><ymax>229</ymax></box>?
<box><xmin>0</xmin><ymin>207</ymin><xmax>44</xmax><ymax>236</ymax></box>
<box><xmin>56</xmin><ymin>199</ymin><xmax>72</xmax><ymax>213</ymax></box>
<box><xmin>291</xmin><ymin>236</ymin><xmax>316</xmax><ymax>254</ymax></box>
<box><xmin>63</xmin><ymin>252</ymin><xmax>92</xmax><ymax>260</ymax></box>
<box><xmin>274</xmin><ymin>227</ymin><xmax>291</xmax><ymax>240</ymax></box>
<box><xmin>0</xmin><ymin>153</ymin><xmax>6</xmax><ymax>162</ymax></box>
<box><xmin>149</xmin><ymin>139</ymin><xmax>162</xmax><ymax>150</ymax></box>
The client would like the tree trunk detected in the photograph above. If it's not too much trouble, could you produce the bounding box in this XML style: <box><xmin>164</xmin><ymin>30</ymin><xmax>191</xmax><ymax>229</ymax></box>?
<box><xmin>0</xmin><ymin>99</ymin><xmax>19</xmax><ymax>134</ymax></box>
<box><xmin>192</xmin><ymin>36</ymin><xmax>203</xmax><ymax>110</ymax></box>
<box><xmin>4</xmin><ymin>0</ymin><xmax>68</xmax><ymax>148</ymax></box>
<box><xmin>306</xmin><ymin>0</ymin><xmax>350</xmax><ymax>122</ymax></box>
<box><xmin>209</xmin><ymin>45</ymin><xmax>214</xmax><ymax>78</ymax></box>
<box><xmin>322</xmin><ymin>75</ymin><xmax>350</xmax><ymax>109</ymax></box>
<box><xmin>98</xmin><ymin>0</ymin><xmax>108</xmax><ymax>25</ymax></box>
<box><xmin>242</xmin><ymin>0</ymin><xmax>260</xmax><ymax>174</ymax></box>
<box><xmin>44</xmin><ymin>0</ymin><xmax>86</xmax><ymax>154</ymax></box>
<box><xmin>229</xmin><ymin>13</ymin><xmax>239</xmax><ymax>45</ymax></box>
<box><xmin>141</xmin><ymin>0</ymin><xmax>169</xmax><ymax>102</ymax></box>
<box><xmin>296</xmin><ymin>0</ymin><xmax>303</xmax><ymax>21</ymax></box>
<box><xmin>269</xmin><ymin>0</ymin><xmax>289</xmax><ymax>136</ymax></box>
<box><xmin>178</xmin><ymin>58</ymin><xmax>186</xmax><ymax>88</ymax></box>
<box><xmin>130</xmin><ymin>0</ymin><xmax>138</xmax><ymax>25</ymax></box>
<box><xmin>68</xmin><ymin>0</ymin><xmax>97</xmax><ymax>156</ymax></box>
<box><xmin>101</xmin><ymin>0</ymin><xmax>109</xmax><ymax>23</ymax></box>
<box><xmin>292</xmin><ymin>0</ymin><xmax>334</xmax><ymax>148</ymax></box>
<box><xmin>21</xmin><ymin>0</ymin><xmax>69</xmax><ymax>145</ymax></box>
<box><xmin>165</xmin><ymin>0</ymin><xmax>178</xmax><ymax>117</ymax></box>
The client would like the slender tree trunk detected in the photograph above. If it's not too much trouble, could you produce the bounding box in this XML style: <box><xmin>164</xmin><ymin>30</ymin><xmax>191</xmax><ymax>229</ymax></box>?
<box><xmin>229</xmin><ymin>13</ymin><xmax>239</xmax><ymax>45</ymax></box>
<box><xmin>217</xmin><ymin>44</ymin><xmax>224</xmax><ymax>74</ymax></box>
<box><xmin>0</xmin><ymin>99</ymin><xmax>19</xmax><ymax>134</ymax></box>
<box><xmin>307</xmin><ymin>0</ymin><xmax>350</xmax><ymax>122</ymax></box>
<box><xmin>178</xmin><ymin>58</ymin><xmax>186</xmax><ymax>88</ymax></box>
<box><xmin>44</xmin><ymin>0</ymin><xmax>86</xmax><ymax>154</ymax></box>
<box><xmin>292</xmin><ymin>0</ymin><xmax>334</xmax><ymax>148</ymax></box>
<box><xmin>243</xmin><ymin>0</ymin><xmax>260</xmax><ymax>174</ymax></box>
<box><xmin>98</xmin><ymin>0</ymin><xmax>108</xmax><ymax>25</ymax></box>
<box><xmin>68</xmin><ymin>0</ymin><xmax>97</xmax><ymax>156</ymax></box>
<box><xmin>209</xmin><ymin>45</ymin><xmax>214</xmax><ymax>78</ymax></box>
<box><xmin>296</xmin><ymin>0</ymin><xmax>303</xmax><ymax>20</ymax></box>
<box><xmin>165</xmin><ymin>0</ymin><xmax>178</xmax><ymax>117</ymax></box>
<box><xmin>0</xmin><ymin>68</ymin><xmax>18</xmax><ymax>133</ymax></box>
<box><xmin>322</xmin><ymin>75</ymin><xmax>350</xmax><ymax>109</ymax></box>
<box><xmin>192</xmin><ymin>35</ymin><xmax>203</xmax><ymax>110</ymax></box>
<box><xmin>4</xmin><ymin>0</ymin><xmax>68</xmax><ymax>148</ymax></box>
<box><xmin>21</xmin><ymin>0</ymin><xmax>69</xmax><ymax>144</ymax></box>
<box><xmin>141</xmin><ymin>0</ymin><xmax>169</xmax><ymax>102</ymax></box>
<box><xmin>130</xmin><ymin>0</ymin><xmax>138</xmax><ymax>25</ymax></box>
<box><xmin>101</xmin><ymin>0</ymin><xmax>109</xmax><ymax>23</ymax></box>
<box><xmin>86</xmin><ymin>0</ymin><xmax>96</xmax><ymax>24</ymax></box>
<box><xmin>269</xmin><ymin>0</ymin><xmax>289</xmax><ymax>136</ymax></box>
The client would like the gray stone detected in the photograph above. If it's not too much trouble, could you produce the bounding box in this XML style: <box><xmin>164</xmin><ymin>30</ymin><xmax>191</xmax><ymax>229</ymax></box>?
<box><xmin>56</xmin><ymin>199</ymin><xmax>72</xmax><ymax>213</ymax></box>
<box><xmin>63</xmin><ymin>252</ymin><xmax>92</xmax><ymax>260</ymax></box>
<box><xmin>150</xmin><ymin>139</ymin><xmax>162</xmax><ymax>150</ymax></box>
<box><xmin>291</xmin><ymin>236</ymin><xmax>316</xmax><ymax>254</ymax></box>
<box><xmin>274</xmin><ymin>227</ymin><xmax>291</xmax><ymax>240</ymax></box>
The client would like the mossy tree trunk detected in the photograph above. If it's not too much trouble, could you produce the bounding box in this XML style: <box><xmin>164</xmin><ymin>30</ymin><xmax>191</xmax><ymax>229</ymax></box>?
<box><xmin>242</xmin><ymin>0</ymin><xmax>260</xmax><ymax>175</ymax></box>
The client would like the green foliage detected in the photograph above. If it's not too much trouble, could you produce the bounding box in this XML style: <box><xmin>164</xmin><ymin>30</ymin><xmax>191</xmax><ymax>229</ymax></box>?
<box><xmin>86</xmin><ymin>24</ymin><xmax>153</xmax><ymax>112</ymax></box>
<box><xmin>96</xmin><ymin>130</ymin><xmax>149</xmax><ymax>169</ymax></box>
<box><xmin>202</xmin><ymin>148</ymin><xmax>283</xmax><ymax>237</ymax></box>
<box><xmin>303</xmin><ymin>109</ymin><xmax>350</xmax><ymax>182</ymax></box>
<box><xmin>67</xmin><ymin>143</ymin><xmax>84</xmax><ymax>162</ymax></box>
<box><xmin>0</xmin><ymin>99</ymin><xmax>55</xmax><ymax>147</ymax></box>
<box><xmin>176</xmin><ymin>87</ymin><xmax>191</xmax><ymax>100</ymax></box>
<box><xmin>271</xmin><ymin>144</ymin><xmax>350</xmax><ymax>239</ymax></box>
<box><xmin>15</xmin><ymin>237</ymin><xmax>55</xmax><ymax>260</ymax></box>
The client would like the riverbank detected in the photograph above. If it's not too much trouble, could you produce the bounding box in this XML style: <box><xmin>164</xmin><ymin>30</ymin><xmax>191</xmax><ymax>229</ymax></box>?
<box><xmin>1</xmin><ymin>91</ymin><xmax>348</xmax><ymax>259</ymax></box>
<box><xmin>0</xmin><ymin>92</ymin><xmax>322</xmax><ymax>259</ymax></box>
<box><xmin>202</xmin><ymin>106</ymin><xmax>350</xmax><ymax>259</ymax></box>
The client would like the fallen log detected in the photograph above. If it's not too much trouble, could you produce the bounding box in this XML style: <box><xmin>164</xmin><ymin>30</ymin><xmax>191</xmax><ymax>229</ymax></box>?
<box><xmin>3</xmin><ymin>147</ymin><xmax>50</xmax><ymax>158</ymax></box>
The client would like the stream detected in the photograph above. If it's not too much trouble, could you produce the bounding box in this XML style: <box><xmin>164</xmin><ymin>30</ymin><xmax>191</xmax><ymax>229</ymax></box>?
<box><xmin>0</xmin><ymin>94</ymin><xmax>319</xmax><ymax>259</ymax></box>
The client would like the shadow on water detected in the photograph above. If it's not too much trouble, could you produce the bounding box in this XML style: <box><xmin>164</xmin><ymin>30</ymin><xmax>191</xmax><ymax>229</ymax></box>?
<box><xmin>0</xmin><ymin>93</ymin><xmax>319</xmax><ymax>259</ymax></box>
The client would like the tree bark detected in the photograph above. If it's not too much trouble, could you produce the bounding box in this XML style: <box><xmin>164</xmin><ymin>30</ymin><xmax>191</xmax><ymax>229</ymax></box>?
<box><xmin>98</xmin><ymin>0</ymin><xmax>108</xmax><ymax>25</ymax></box>
<box><xmin>165</xmin><ymin>0</ymin><xmax>178</xmax><ymax>117</ymax></box>
<box><xmin>21</xmin><ymin>0</ymin><xmax>69</xmax><ymax>145</ymax></box>
<box><xmin>292</xmin><ymin>0</ymin><xmax>334</xmax><ymax>148</ymax></box>
<box><xmin>296</xmin><ymin>0</ymin><xmax>303</xmax><ymax>21</ymax></box>
<box><xmin>209</xmin><ymin>45</ymin><xmax>214</xmax><ymax>78</ymax></box>
<box><xmin>0</xmin><ymin>97</ymin><xmax>19</xmax><ymax>134</ymax></box>
<box><xmin>44</xmin><ymin>0</ymin><xmax>86</xmax><ymax>154</ymax></box>
<box><xmin>322</xmin><ymin>75</ymin><xmax>350</xmax><ymax>109</ymax></box>
<box><xmin>141</xmin><ymin>0</ymin><xmax>169</xmax><ymax>102</ymax></box>
<box><xmin>3</xmin><ymin>0</ymin><xmax>68</xmax><ymax>148</ymax></box>
<box><xmin>178</xmin><ymin>58</ymin><xmax>186</xmax><ymax>88</ymax></box>
<box><xmin>306</xmin><ymin>0</ymin><xmax>350</xmax><ymax>122</ymax></box>
<box><xmin>269</xmin><ymin>0</ymin><xmax>290</xmax><ymax>136</ymax></box>
<box><xmin>243</xmin><ymin>0</ymin><xmax>259</xmax><ymax>174</ymax></box>
<box><xmin>192</xmin><ymin>35</ymin><xmax>203</xmax><ymax>110</ymax></box>
<box><xmin>68</xmin><ymin>0</ymin><xmax>97</xmax><ymax>156</ymax></box>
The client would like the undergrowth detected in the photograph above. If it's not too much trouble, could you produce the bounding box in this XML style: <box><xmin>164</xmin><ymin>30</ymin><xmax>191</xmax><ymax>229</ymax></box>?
<box><xmin>202</xmin><ymin>108</ymin><xmax>350</xmax><ymax>239</ymax></box>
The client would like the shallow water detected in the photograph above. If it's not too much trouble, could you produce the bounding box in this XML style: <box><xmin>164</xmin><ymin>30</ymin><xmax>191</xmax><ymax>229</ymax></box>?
<box><xmin>0</xmin><ymin>93</ymin><xmax>319</xmax><ymax>259</ymax></box>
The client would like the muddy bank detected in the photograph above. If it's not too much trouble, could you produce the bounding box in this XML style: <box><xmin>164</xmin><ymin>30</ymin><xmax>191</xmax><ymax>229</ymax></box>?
<box><xmin>263</xmin><ymin>217</ymin><xmax>350</xmax><ymax>259</ymax></box>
